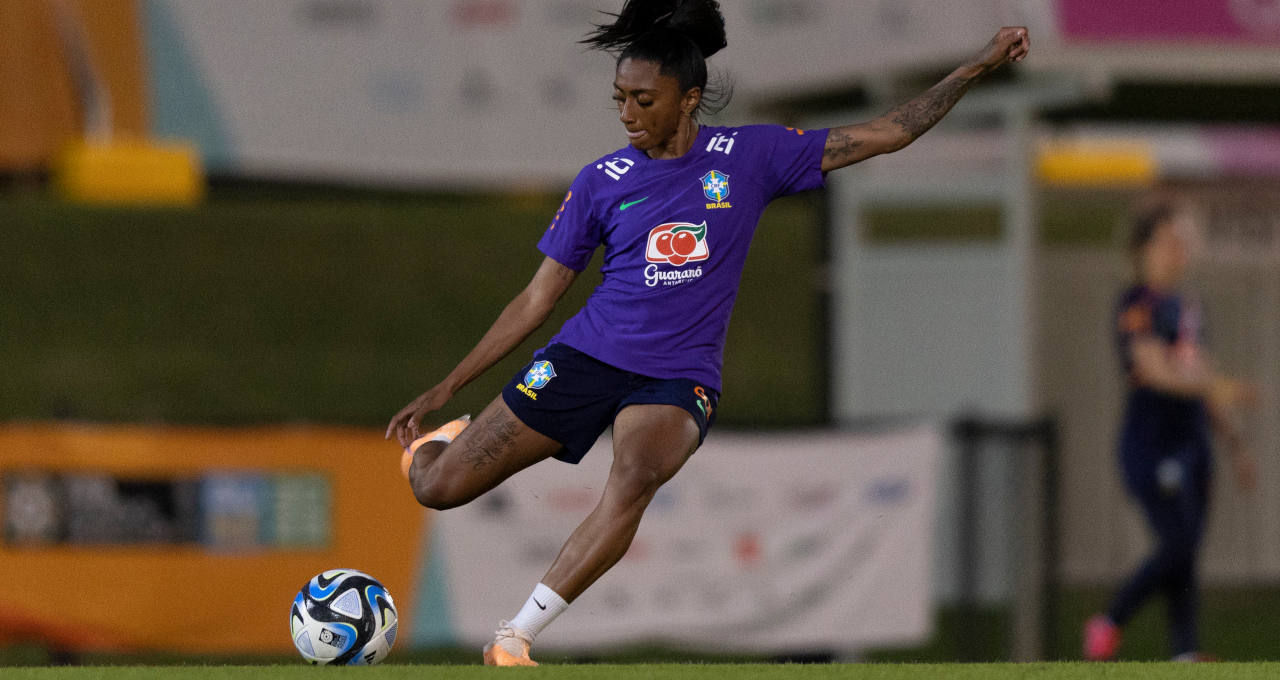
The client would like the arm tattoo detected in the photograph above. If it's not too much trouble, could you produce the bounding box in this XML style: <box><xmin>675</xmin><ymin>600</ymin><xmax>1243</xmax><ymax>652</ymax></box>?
<box><xmin>889</xmin><ymin>75</ymin><xmax>972</xmax><ymax>140</ymax></box>
<box><xmin>822</xmin><ymin>128</ymin><xmax>864</xmax><ymax>168</ymax></box>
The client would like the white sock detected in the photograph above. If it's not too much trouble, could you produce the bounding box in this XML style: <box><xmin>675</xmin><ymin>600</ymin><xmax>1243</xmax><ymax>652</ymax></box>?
<box><xmin>508</xmin><ymin>583</ymin><xmax>568</xmax><ymax>640</ymax></box>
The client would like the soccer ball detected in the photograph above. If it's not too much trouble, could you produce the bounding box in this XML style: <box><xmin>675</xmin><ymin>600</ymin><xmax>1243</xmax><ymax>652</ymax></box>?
<box><xmin>289</xmin><ymin>569</ymin><xmax>398</xmax><ymax>665</ymax></box>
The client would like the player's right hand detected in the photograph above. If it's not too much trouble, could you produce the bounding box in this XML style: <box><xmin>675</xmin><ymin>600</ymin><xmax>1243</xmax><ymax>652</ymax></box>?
<box><xmin>386</xmin><ymin>385</ymin><xmax>452</xmax><ymax>448</ymax></box>
<box><xmin>970</xmin><ymin>27</ymin><xmax>1029</xmax><ymax>73</ymax></box>
<box><xmin>1210</xmin><ymin>377</ymin><xmax>1260</xmax><ymax>410</ymax></box>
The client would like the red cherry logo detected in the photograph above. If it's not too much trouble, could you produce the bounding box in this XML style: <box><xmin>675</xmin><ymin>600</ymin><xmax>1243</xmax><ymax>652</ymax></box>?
<box><xmin>654</xmin><ymin>231</ymin><xmax>675</xmax><ymax>257</ymax></box>
<box><xmin>671</xmin><ymin>231</ymin><xmax>697</xmax><ymax>257</ymax></box>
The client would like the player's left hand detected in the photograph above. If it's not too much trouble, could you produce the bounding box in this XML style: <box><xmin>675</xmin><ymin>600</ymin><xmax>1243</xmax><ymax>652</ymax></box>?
<box><xmin>970</xmin><ymin>27</ymin><xmax>1029</xmax><ymax>73</ymax></box>
<box><xmin>386</xmin><ymin>384</ymin><xmax>453</xmax><ymax>448</ymax></box>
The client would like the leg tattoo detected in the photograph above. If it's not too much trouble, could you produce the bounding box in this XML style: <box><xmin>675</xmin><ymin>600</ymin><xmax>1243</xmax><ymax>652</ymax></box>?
<box><xmin>458</xmin><ymin>408</ymin><xmax>522</xmax><ymax>471</ymax></box>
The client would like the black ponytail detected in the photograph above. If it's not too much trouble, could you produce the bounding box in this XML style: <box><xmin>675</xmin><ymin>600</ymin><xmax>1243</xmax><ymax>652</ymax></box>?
<box><xmin>583</xmin><ymin>0</ymin><xmax>732</xmax><ymax>116</ymax></box>
<box><xmin>583</xmin><ymin>0</ymin><xmax>726</xmax><ymax>59</ymax></box>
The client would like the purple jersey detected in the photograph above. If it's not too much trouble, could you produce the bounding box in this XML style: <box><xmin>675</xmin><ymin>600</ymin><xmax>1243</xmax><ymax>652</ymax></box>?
<box><xmin>538</xmin><ymin>124</ymin><xmax>829</xmax><ymax>391</ymax></box>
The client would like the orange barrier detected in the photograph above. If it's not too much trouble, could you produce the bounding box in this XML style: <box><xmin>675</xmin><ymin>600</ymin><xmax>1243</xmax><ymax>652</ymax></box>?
<box><xmin>0</xmin><ymin>424</ymin><xmax>426</xmax><ymax>654</ymax></box>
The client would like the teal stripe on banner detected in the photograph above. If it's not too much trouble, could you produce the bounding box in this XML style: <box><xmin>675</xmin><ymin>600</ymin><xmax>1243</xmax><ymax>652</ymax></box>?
<box><xmin>141</xmin><ymin>0</ymin><xmax>234</xmax><ymax>170</ymax></box>
<box><xmin>411</xmin><ymin>522</ymin><xmax>457</xmax><ymax>647</ymax></box>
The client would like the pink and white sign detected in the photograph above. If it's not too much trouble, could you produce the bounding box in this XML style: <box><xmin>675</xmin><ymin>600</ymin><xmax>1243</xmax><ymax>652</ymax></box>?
<box><xmin>1057</xmin><ymin>0</ymin><xmax>1280</xmax><ymax>43</ymax></box>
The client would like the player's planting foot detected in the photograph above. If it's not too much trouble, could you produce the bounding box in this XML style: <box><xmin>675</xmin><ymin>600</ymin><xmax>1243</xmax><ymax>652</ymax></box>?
<box><xmin>1173</xmin><ymin>652</ymin><xmax>1217</xmax><ymax>662</ymax></box>
<box><xmin>1083</xmin><ymin>614</ymin><xmax>1121</xmax><ymax>661</ymax></box>
<box><xmin>400</xmin><ymin>414</ymin><xmax>471</xmax><ymax>479</ymax></box>
<box><xmin>482</xmin><ymin>620</ymin><xmax>537</xmax><ymax>666</ymax></box>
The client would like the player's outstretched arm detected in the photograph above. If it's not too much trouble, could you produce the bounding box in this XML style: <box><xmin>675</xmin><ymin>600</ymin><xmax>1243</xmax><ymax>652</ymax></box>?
<box><xmin>385</xmin><ymin>256</ymin><xmax>578</xmax><ymax>447</ymax></box>
<box><xmin>820</xmin><ymin>26</ymin><xmax>1029</xmax><ymax>172</ymax></box>
<box><xmin>1129</xmin><ymin>337</ymin><xmax>1256</xmax><ymax>403</ymax></box>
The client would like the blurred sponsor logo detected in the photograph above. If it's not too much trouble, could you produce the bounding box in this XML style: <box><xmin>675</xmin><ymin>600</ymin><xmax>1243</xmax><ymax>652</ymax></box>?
<box><xmin>3</xmin><ymin>474</ymin><xmax>61</xmax><ymax>544</ymax></box>
<box><xmin>297</xmin><ymin>0</ymin><xmax>379</xmax><ymax>29</ymax></box>
<box><xmin>451</xmin><ymin>0</ymin><xmax>515</xmax><ymax>28</ymax></box>
<box><xmin>649</xmin><ymin>486</ymin><xmax>677</xmax><ymax>513</ymax></box>
<box><xmin>867</xmin><ymin>477</ymin><xmax>909</xmax><ymax>505</ymax></box>
<box><xmin>734</xmin><ymin>531</ymin><xmax>763</xmax><ymax>566</ymax></box>
<box><xmin>748</xmin><ymin>0</ymin><xmax>818</xmax><ymax>25</ymax></box>
<box><xmin>787</xmin><ymin>483</ymin><xmax>838</xmax><ymax>510</ymax></box>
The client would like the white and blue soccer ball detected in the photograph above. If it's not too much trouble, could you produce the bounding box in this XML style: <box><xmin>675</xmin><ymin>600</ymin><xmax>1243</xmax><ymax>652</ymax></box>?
<box><xmin>290</xmin><ymin>569</ymin><xmax>398</xmax><ymax>665</ymax></box>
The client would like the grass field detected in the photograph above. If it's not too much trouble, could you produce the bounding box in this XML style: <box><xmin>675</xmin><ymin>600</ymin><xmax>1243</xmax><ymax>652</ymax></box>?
<box><xmin>5</xmin><ymin>662</ymin><xmax>1280</xmax><ymax>680</ymax></box>
<box><xmin>4</xmin><ymin>586</ymin><xmax>1279</xmax><ymax>668</ymax></box>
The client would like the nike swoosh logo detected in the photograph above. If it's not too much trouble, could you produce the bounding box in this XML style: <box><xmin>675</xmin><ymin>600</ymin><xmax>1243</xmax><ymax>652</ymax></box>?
<box><xmin>619</xmin><ymin>197</ymin><xmax>649</xmax><ymax>211</ymax></box>
<box><xmin>533</xmin><ymin>597</ymin><xmax>547</xmax><ymax>610</ymax></box>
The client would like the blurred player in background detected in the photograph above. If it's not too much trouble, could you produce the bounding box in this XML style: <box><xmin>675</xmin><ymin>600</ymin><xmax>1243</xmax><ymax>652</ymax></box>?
<box><xmin>1085</xmin><ymin>202</ymin><xmax>1259</xmax><ymax>662</ymax></box>
<box><xmin>386</xmin><ymin>0</ymin><xmax>1028</xmax><ymax>665</ymax></box>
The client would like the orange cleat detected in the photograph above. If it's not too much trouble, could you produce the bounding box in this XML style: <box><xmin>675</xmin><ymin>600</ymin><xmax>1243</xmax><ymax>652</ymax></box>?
<box><xmin>482</xmin><ymin>621</ymin><xmax>537</xmax><ymax>666</ymax></box>
<box><xmin>400</xmin><ymin>414</ymin><xmax>471</xmax><ymax>479</ymax></box>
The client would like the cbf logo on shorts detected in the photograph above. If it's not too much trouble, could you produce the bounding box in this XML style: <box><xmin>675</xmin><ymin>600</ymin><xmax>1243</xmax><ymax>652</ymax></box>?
<box><xmin>517</xmin><ymin>360</ymin><xmax>556</xmax><ymax>400</ymax></box>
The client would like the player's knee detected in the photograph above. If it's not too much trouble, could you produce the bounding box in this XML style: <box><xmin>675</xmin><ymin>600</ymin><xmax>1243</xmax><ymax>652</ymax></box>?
<box><xmin>610</xmin><ymin>460</ymin><xmax>670</xmax><ymax>505</ymax></box>
<box><xmin>409</xmin><ymin>465</ymin><xmax>475</xmax><ymax>511</ymax></box>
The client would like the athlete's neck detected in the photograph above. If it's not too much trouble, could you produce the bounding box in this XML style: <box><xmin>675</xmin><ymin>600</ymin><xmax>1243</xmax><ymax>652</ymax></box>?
<box><xmin>646</xmin><ymin>118</ymin><xmax>699</xmax><ymax>160</ymax></box>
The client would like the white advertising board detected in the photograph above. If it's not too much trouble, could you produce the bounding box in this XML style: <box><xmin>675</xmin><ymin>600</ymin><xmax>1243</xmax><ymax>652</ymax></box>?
<box><xmin>432</xmin><ymin>425</ymin><xmax>940</xmax><ymax>652</ymax></box>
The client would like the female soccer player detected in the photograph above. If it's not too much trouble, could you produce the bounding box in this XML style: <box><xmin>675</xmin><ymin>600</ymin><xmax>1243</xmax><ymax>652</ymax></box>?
<box><xmin>1084</xmin><ymin>203</ymin><xmax>1258</xmax><ymax>662</ymax></box>
<box><xmin>387</xmin><ymin>0</ymin><xmax>1028</xmax><ymax>665</ymax></box>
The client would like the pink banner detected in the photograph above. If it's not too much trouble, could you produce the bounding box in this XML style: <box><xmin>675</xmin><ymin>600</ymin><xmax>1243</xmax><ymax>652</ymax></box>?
<box><xmin>1058</xmin><ymin>0</ymin><xmax>1280</xmax><ymax>43</ymax></box>
<box><xmin>1205</xmin><ymin>127</ymin><xmax>1280</xmax><ymax>176</ymax></box>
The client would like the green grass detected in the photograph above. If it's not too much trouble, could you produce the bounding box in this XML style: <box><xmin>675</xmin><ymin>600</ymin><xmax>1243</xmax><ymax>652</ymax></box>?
<box><xmin>1</xmin><ymin>187</ymin><xmax>823</xmax><ymax>428</ymax></box>
<box><xmin>6</xmin><ymin>587</ymin><xmax>1278</xmax><ymax>668</ymax></box>
<box><xmin>4</xmin><ymin>662</ymin><xmax>1280</xmax><ymax>679</ymax></box>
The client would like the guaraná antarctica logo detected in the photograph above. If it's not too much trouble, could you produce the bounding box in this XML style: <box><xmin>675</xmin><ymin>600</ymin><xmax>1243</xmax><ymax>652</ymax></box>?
<box><xmin>517</xmin><ymin>360</ymin><xmax>556</xmax><ymax>400</ymax></box>
<box><xmin>645</xmin><ymin>221</ymin><xmax>709</xmax><ymax>266</ymax></box>
<box><xmin>644</xmin><ymin>221</ymin><xmax>709</xmax><ymax>288</ymax></box>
